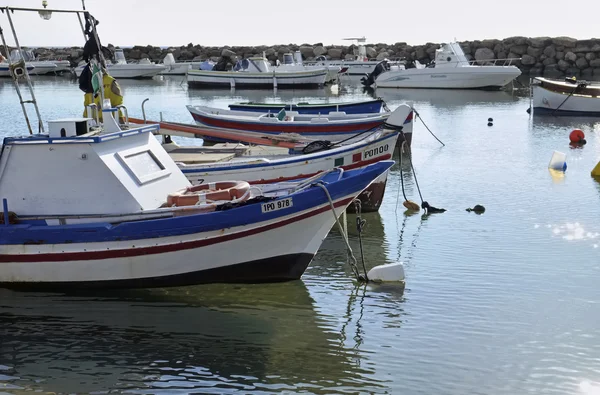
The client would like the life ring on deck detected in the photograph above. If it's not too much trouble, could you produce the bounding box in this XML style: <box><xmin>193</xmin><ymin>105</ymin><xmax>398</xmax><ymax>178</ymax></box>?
<box><xmin>167</xmin><ymin>181</ymin><xmax>251</xmax><ymax>207</ymax></box>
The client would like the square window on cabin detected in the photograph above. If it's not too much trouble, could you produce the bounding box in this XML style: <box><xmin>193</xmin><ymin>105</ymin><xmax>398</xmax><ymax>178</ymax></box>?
<box><xmin>117</xmin><ymin>148</ymin><xmax>171</xmax><ymax>185</ymax></box>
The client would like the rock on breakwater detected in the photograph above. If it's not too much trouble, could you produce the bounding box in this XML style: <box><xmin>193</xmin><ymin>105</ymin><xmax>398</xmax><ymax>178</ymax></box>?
<box><xmin>2</xmin><ymin>37</ymin><xmax>600</xmax><ymax>77</ymax></box>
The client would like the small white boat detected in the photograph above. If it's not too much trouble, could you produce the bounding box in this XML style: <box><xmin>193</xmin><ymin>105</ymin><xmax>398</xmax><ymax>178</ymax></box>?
<box><xmin>8</xmin><ymin>49</ymin><xmax>57</xmax><ymax>75</ymax></box>
<box><xmin>530</xmin><ymin>77</ymin><xmax>600</xmax><ymax>116</ymax></box>
<box><xmin>305</xmin><ymin>37</ymin><xmax>403</xmax><ymax>76</ymax></box>
<box><xmin>187</xmin><ymin>56</ymin><xmax>328</xmax><ymax>89</ymax></box>
<box><xmin>74</xmin><ymin>49</ymin><xmax>165</xmax><ymax>79</ymax></box>
<box><xmin>52</xmin><ymin>59</ymin><xmax>71</xmax><ymax>73</ymax></box>
<box><xmin>159</xmin><ymin>53</ymin><xmax>203</xmax><ymax>75</ymax></box>
<box><xmin>275</xmin><ymin>51</ymin><xmax>342</xmax><ymax>83</ymax></box>
<box><xmin>0</xmin><ymin>63</ymin><xmax>35</xmax><ymax>77</ymax></box>
<box><xmin>370</xmin><ymin>42</ymin><xmax>522</xmax><ymax>89</ymax></box>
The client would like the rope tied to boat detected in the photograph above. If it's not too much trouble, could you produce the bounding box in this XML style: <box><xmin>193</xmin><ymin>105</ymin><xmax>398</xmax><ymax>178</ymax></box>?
<box><xmin>395</xmin><ymin>135</ymin><xmax>446</xmax><ymax>215</ymax></box>
<box><xmin>552</xmin><ymin>80</ymin><xmax>589</xmax><ymax>115</ymax></box>
<box><xmin>411</xmin><ymin>107</ymin><xmax>445</xmax><ymax>146</ymax></box>
<box><xmin>353</xmin><ymin>199</ymin><xmax>369</xmax><ymax>281</ymax></box>
<box><xmin>313</xmin><ymin>181</ymin><xmax>366</xmax><ymax>282</ymax></box>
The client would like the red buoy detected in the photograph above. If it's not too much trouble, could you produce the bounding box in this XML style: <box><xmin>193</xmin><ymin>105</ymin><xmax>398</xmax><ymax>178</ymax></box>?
<box><xmin>570</xmin><ymin>129</ymin><xmax>585</xmax><ymax>143</ymax></box>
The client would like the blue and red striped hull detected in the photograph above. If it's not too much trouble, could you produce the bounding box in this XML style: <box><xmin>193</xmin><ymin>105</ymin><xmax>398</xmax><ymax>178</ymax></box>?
<box><xmin>187</xmin><ymin>109</ymin><xmax>387</xmax><ymax>139</ymax></box>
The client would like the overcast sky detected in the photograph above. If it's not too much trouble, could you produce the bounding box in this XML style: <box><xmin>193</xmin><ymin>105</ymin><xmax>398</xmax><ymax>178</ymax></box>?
<box><xmin>1</xmin><ymin>0</ymin><xmax>598</xmax><ymax>48</ymax></box>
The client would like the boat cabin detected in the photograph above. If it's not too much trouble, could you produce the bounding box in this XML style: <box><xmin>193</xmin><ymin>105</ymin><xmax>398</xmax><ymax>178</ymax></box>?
<box><xmin>233</xmin><ymin>57</ymin><xmax>271</xmax><ymax>72</ymax></box>
<box><xmin>9</xmin><ymin>49</ymin><xmax>36</xmax><ymax>62</ymax></box>
<box><xmin>282</xmin><ymin>52</ymin><xmax>303</xmax><ymax>65</ymax></box>
<box><xmin>113</xmin><ymin>48</ymin><xmax>128</xmax><ymax>65</ymax></box>
<box><xmin>0</xmin><ymin>114</ymin><xmax>190</xmax><ymax>216</ymax></box>
<box><xmin>434</xmin><ymin>43</ymin><xmax>470</xmax><ymax>68</ymax></box>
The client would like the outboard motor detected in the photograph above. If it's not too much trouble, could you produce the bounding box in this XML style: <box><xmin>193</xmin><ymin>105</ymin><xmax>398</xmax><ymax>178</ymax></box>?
<box><xmin>360</xmin><ymin>60</ymin><xmax>390</xmax><ymax>87</ymax></box>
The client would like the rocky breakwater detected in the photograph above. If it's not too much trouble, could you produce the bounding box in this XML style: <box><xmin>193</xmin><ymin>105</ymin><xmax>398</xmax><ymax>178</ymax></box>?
<box><xmin>463</xmin><ymin>36</ymin><xmax>600</xmax><ymax>78</ymax></box>
<box><xmin>5</xmin><ymin>37</ymin><xmax>600</xmax><ymax>78</ymax></box>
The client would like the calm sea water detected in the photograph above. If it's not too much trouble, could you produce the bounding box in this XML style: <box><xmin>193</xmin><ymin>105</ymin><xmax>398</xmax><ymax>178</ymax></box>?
<box><xmin>1</xmin><ymin>74</ymin><xmax>600</xmax><ymax>395</ymax></box>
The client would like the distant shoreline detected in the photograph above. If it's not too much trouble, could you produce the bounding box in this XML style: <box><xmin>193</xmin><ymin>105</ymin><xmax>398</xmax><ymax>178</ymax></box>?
<box><xmin>3</xmin><ymin>36</ymin><xmax>600</xmax><ymax>77</ymax></box>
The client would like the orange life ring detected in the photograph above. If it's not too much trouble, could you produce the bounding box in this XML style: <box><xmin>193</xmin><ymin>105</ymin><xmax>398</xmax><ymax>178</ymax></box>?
<box><xmin>167</xmin><ymin>181</ymin><xmax>251</xmax><ymax>207</ymax></box>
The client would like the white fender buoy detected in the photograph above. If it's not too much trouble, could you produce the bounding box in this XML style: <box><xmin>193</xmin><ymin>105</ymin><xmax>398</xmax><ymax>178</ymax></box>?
<box><xmin>548</xmin><ymin>150</ymin><xmax>567</xmax><ymax>172</ymax></box>
<box><xmin>367</xmin><ymin>262</ymin><xmax>405</xmax><ymax>282</ymax></box>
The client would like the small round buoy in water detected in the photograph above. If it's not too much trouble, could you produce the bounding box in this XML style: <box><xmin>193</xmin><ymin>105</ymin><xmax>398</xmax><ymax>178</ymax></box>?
<box><xmin>466</xmin><ymin>204</ymin><xmax>486</xmax><ymax>214</ymax></box>
<box><xmin>569</xmin><ymin>129</ymin><xmax>586</xmax><ymax>144</ymax></box>
<box><xmin>367</xmin><ymin>263</ymin><xmax>405</xmax><ymax>282</ymax></box>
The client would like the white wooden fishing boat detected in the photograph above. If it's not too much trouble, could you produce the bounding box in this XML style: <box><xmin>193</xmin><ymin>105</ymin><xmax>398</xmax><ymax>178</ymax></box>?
<box><xmin>530</xmin><ymin>77</ymin><xmax>600</xmax><ymax>116</ymax></box>
<box><xmin>167</xmin><ymin>106</ymin><xmax>410</xmax><ymax>211</ymax></box>
<box><xmin>74</xmin><ymin>49</ymin><xmax>165</xmax><ymax>79</ymax></box>
<box><xmin>187</xmin><ymin>56</ymin><xmax>328</xmax><ymax>89</ymax></box>
<box><xmin>186</xmin><ymin>104</ymin><xmax>394</xmax><ymax>142</ymax></box>
<box><xmin>130</xmin><ymin>103</ymin><xmax>413</xmax><ymax>212</ymax></box>
<box><xmin>368</xmin><ymin>42</ymin><xmax>521</xmax><ymax>89</ymax></box>
<box><xmin>0</xmin><ymin>4</ymin><xmax>394</xmax><ymax>289</ymax></box>
<box><xmin>275</xmin><ymin>51</ymin><xmax>343</xmax><ymax>83</ymax></box>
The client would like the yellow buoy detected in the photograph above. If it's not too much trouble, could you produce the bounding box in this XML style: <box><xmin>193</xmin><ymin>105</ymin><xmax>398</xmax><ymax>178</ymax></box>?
<box><xmin>592</xmin><ymin>161</ymin><xmax>600</xmax><ymax>177</ymax></box>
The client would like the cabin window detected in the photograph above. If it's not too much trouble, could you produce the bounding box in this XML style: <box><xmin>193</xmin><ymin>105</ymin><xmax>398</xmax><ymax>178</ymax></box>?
<box><xmin>117</xmin><ymin>147</ymin><xmax>171</xmax><ymax>185</ymax></box>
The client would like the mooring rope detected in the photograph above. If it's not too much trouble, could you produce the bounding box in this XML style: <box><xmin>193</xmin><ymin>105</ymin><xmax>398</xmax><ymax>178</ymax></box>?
<box><xmin>353</xmin><ymin>199</ymin><xmax>369</xmax><ymax>281</ymax></box>
<box><xmin>314</xmin><ymin>181</ymin><xmax>365</xmax><ymax>282</ymax></box>
<box><xmin>412</xmin><ymin>107</ymin><xmax>445</xmax><ymax>146</ymax></box>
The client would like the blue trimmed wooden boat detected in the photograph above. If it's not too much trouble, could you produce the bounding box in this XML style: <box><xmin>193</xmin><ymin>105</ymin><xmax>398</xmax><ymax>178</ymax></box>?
<box><xmin>187</xmin><ymin>105</ymin><xmax>392</xmax><ymax>142</ymax></box>
<box><xmin>228</xmin><ymin>99</ymin><xmax>386</xmax><ymax>115</ymax></box>
<box><xmin>0</xmin><ymin>5</ymin><xmax>395</xmax><ymax>290</ymax></box>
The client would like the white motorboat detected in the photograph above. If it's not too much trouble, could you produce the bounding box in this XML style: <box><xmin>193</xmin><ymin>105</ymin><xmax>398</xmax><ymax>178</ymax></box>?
<box><xmin>530</xmin><ymin>77</ymin><xmax>600</xmax><ymax>116</ymax></box>
<box><xmin>8</xmin><ymin>49</ymin><xmax>57</xmax><ymax>75</ymax></box>
<box><xmin>187</xmin><ymin>56</ymin><xmax>328</xmax><ymax>89</ymax></box>
<box><xmin>370</xmin><ymin>42</ymin><xmax>521</xmax><ymax>89</ymax></box>
<box><xmin>305</xmin><ymin>37</ymin><xmax>403</xmax><ymax>76</ymax></box>
<box><xmin>74</xmin><ymin>48</ymin><xmax>165</xmax><ymax>79</ymax></box>
<box><xmin>275</xmin><ymin>51</ymin><xmax>342</xmax><ymax>83</ymax></box>
<box><xmin>52</xmin><ymin>59</ymin><xmax>71</xmax><ymax>73</ymax></box>
<box><xmin>159</xmin><ymin>53</ymin><xmax>204</xmax><ymax>75</ymax></box>
<box><xmin>0</xmin><ymin>63</ymin><xmax>35</xmax><ymax>77</ymax></box>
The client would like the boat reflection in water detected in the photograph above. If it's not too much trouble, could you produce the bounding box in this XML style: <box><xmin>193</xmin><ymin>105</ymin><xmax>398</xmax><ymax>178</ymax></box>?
<box><xmin>0</xmin><ymin>282</ymin><xmax>391</xmax><ymax>394</ymax></box>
